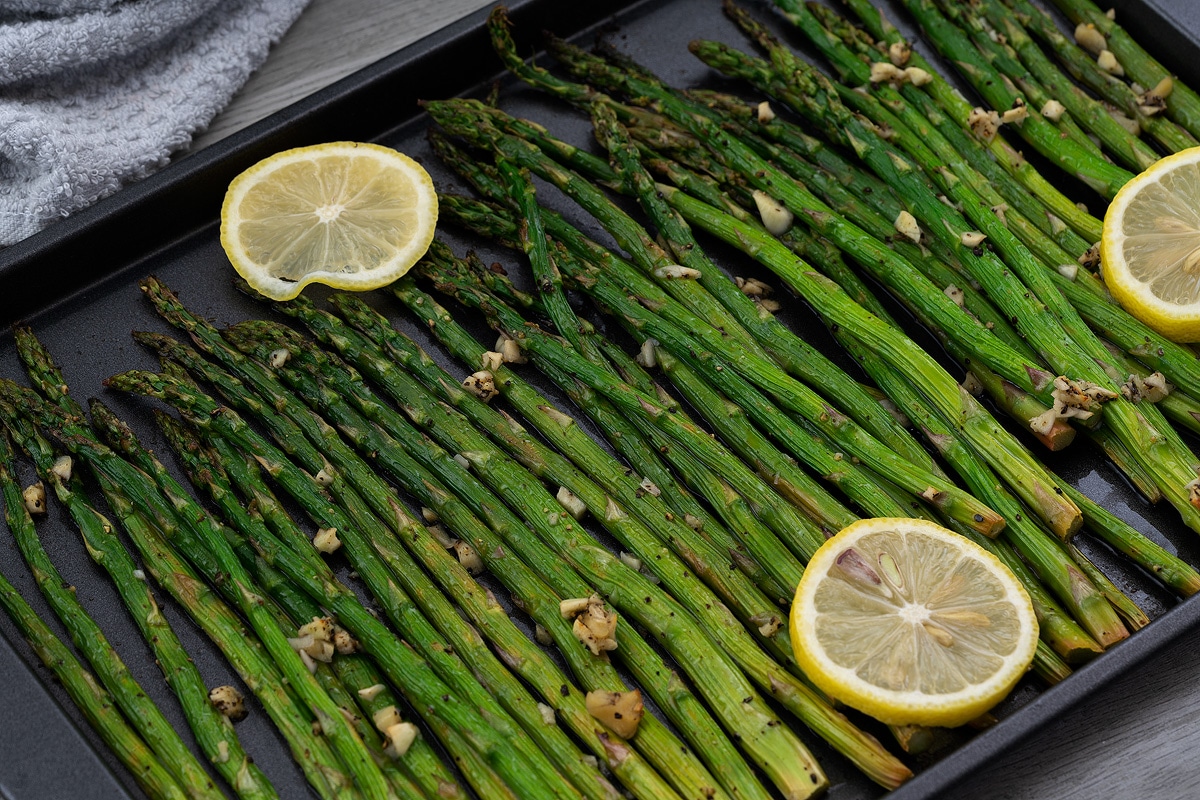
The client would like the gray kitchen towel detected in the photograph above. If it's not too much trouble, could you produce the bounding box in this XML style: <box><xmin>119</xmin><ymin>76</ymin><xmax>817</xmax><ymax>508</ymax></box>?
<box><xmin>0</xmin><ymin>0</ymin><xmax>310</xmax><ymax>246</ymax></box>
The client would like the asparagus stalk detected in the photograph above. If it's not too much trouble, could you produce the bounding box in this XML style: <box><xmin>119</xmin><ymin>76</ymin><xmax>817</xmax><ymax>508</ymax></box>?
<box><xmin>330</xmin><ymin>285</ymin><xmax>913</xmax><ymax>788</ymax></box>
<box><xmin>635</xmin><ymin>20</ymin><xmax>1200</xmax><ymax>533</ymax></box>
<box><xmin>132</xmin><ymin>407</ymin><xmax>429</xmax><ymax>800</ymax></box>
<box><xmin>87</xmin><ymin>465</ymin><xmax>355</xmax><ymax>800</ymax></box>
<box><xmin>522</xmin><ymin>33</ymin><xmax>1086</xmax><ymax>534</ymax></box>
<box><xmin>193</xmin><ymin>330</ymin><xmax>698</xmax><ymax>800</ymax></box>
<box><xmin>99</xmin><ymin>369</ymin><xmax>584</xmax><ymax>800</ymax></box>
<box><xmin>794</xmin><ymin>1</ymin><xmax>1096</xmax><ymax>257</ymax></box>
<box><xmin>1003</xmin><ymin>0</ymin><xmax>1198</xmax><ymax>153</ymax></box>
<box><xmin>1047</xmin><ymin>0</ymin><xmax>1200</xmax><ymax>139</ymax></box>
<box><xmin>0</xmin><ymin>410</ymin><xmax>224</xmax><ymax>800</ymax></box>
<box><xmin>3</xmin><ymin>381</ymin><xmax>391</xmax><ymax>800</ymax></box>
<box><xmin>895</xmin><ymin>0</ymin><xmax>1134</xmax><ymax>197</ymax></box>
<box><xmin>0</xmin><ymin>434</ymin><xmax>194</xmax><ymax>800</ymax></box>
<box><xmin>231</xmin><ymin>316</ymin><xmax>790</xmax><ymax>800</ymax></box>
<box><xmin>835</xmin><ymin>0</ymin><xmax>1104</xmax><ymax>241</ymax></box>
<box><xmin>432</xmin><ymin>107</ymin><xmax>1003</xmax><ymax>536</ymax></box>
<box><xmin>938</xmin><ymin>0</ymin><xmax>1156</xmax><ymax>170</ymax></box>
<box><xmin>187</xmin><ymin>421</ymin><xmax>465</xmax><ymax>800</ymax></box>
<box><xmin>970</xmin><ymin>0</ymin><xmax>1163</xmax><ymax>168</ymax></box>
<box><xmin>0</xmin><ymin>408</ymin><xmax>275</xmax><ymax>800</ymax></box>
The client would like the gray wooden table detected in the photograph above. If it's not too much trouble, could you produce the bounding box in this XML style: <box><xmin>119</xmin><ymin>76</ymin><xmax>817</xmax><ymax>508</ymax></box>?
<box><xmin>197</xmin><ymin>2</ymin><xmax>1200</xmax><ymax>798</ymax></box>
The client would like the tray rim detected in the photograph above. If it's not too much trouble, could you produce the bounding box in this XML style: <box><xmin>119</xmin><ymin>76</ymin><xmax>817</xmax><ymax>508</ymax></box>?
<box><xmin>3</xmin><ymin>0</ymin><xmax>1200</xmax><ymax>798</ymax></box>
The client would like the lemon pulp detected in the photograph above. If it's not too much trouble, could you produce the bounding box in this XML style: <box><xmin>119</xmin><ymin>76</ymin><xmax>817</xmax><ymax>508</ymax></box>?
<box><xmin>220</xmin><ymin>141</ymin><xmax>437</xmax><ymax>301</ymax></box>
<box><xmin>791</xmin><ymin>518</ymin><xmax>1037</xmax><ymax>728</ymax></box>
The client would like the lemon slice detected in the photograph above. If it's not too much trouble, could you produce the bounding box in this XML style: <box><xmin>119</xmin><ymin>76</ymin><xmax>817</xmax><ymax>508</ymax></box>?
<box><xmin>220</xmin><ymin>142</ymin><xmax>438</xmax><ymax>301</ymax></box>
<box><xmin>1101</xmin><ymin>146</ymin><xmax>1200</xmax><ymax>341</ymax></box>
<box><xmin>790</xmin><ymin>518</ymin><xmax>1037</xmax><ymax>728</ymax></box>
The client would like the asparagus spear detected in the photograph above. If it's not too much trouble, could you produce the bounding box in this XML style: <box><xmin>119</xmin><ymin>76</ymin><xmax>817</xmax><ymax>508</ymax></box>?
<box><xmin>85</xmin><ymin>463</ymin><xmax>354</xmax><ymax>800</ymax></box>
<box><xmin>0</xmin><ymin>434</ymin><xmax>193</xmax><ymax>800</ymax></box>
<box><xmin>1003</xmin><ymin>0</ymin><xmax>1198</xmax><ymax>153</ymax></box>
<box><xmin>967</xmin><ymin>0</ymin><xmax>1162</xmax><ymax>169</ymax></box>
<box><xmin>835</xmin><ymin>0</ymin><xmax>1104</xmax><ymax>241</ymax></box>
<box><xmin>130</xmin><ymin>407</ymin><xmax>428</xmax><ymax>800</ymax></box>
<box><xmin>98</xmin><ymin>369</ymin><xmax>585</xmax><ymax>800</ymax></box>
<box><xmin>896</xmin><ymin>0</ymin><xmax>1134</xmax><ymax>197</ymax></box>
<box><xmin>198</xmin><ymin>330</ymin><xmax>697</xmax><ymax>800</ymax></box>
<box><xmin>431</xmin><ymin>106</ymin><xmax>1003</xmax><ymax>537</ymax></box>
<box><xmin>185</xmin><ymin>419</ymin><xmax>465</xmax><ymax>800</ymax></box>
<box><xmin>513</xmin><ymin>33</ymin><xmax>1085</xmax><ymax>536</ymax></box>
<box><xmin>0</xmin><ymin>407</ymin><xmax>275</xmax><ymax>800</ymax></box>
<box><xmin>649</xmin><ymin>21</ymin><xmax>1200</xmax><ymax>534</ymax></box>
<box><xmin>327</xmin><ymin>285</ymin><xmax>913</xmax><ymax>788</ymax></box>
<box><xmin>2</xmin><ymin>380</ymin><xmax>391</xmax><ymax>800</ymax></box>
<box><xmin>0</xmin><ymin>411</ymin><xmax>224</xmax><ymax>800</ymax></box>
<box><xmin>1047</xmin><ymin>0</ymin><xmax>1200</xmax><ymax>139</ymax></box>
<box><xmin>217</xmin><ymin>318</ymin><xmax>788</xmax><ymax>800</ymax></box>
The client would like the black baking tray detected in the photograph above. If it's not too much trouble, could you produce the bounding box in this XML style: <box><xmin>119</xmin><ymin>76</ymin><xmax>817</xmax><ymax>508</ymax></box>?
<box><xmin>2</xmin><ymin>0</ymin><xmax>1200</xmax><ymax>798</ymax></box>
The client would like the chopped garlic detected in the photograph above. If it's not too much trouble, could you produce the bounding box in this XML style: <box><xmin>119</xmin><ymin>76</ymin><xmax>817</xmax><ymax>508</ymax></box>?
<box><xmin>480</xmin><ymin>351</ymin><xmax>504</xmax><ymax>372</ymax></box>
<box><xmin>22</xmin><ymin>482</ymin><xmax>45</xmax><ymax>515</ymax></box>
<box><xmin>1058</xmin><ymin>264</ymin><xmax>1079</xmax><ymax>280</ymax></box>
<box><xmin>555</xmin><ymin>487</ymin><xmax>587</xmax><ymax>520</ymax></box>
<box><xmin>756</xmin><ymin>100</ymin><xmax>775</xmax><ymax>123</ymax></box>
<box><xmin>534</xmin><ymin>624</ymin><xmax>554</xmax><ymax>645</ymax></box>
<box><xmin>385</xmin><ymin>722</ymin><xmax>419</xmax><ymax>757</ymax></box>
<box><xmin>653</xmin><ymin>264</ymin><xmax>701</xmax><ymax>280</ymax></box>
<box><xmin>538</xmin><ymin>703</ymin><xmax>556</xmax><ymax>725</ymax></box>
<box><xmin>1001</xmin><ymin>98</ymin><xmax>1029</xmax><ymax>125</ymax></box>
<box><xmin>749</xmin><ymin>611</ymin><xmax>781</xmax><ymax>637</ymax></box>
<box><xmin>357</xmin><ymin>683</ymin><xmax>386</xmax><ymax>702</ymax></box>
<box><xmin>420</xmin><ymin>507</ymin><xmax>439</xmax><ymax>524</ymax></box>
<box><xmin>215</xmin><ymin>740</ymin><xmax>230</xmax><ymax>764</ymax></box>
<box><xmin>313</xmin><ymin>527</ymin><xmax>342</xmax><ymax>554</ymax></box>
<box><xmin>961</xmin><ymin>372</ymin><xmax>984</xmax><ymax>397</ymax></box>
<box><xmin>991</xmin><ymin>203</ymin><xmax>1009</xmax><ymax>225</ymax></box>
<box><xmin>752</xmin><ymin>190</ymin><xmax>794</xmax><ymax>236</ymax></box>
<box><xmin>453</xmin><ymin>541</ymin><xmax>484</xmax><ymax>575</ymax></box>
<box><xmin>428</xmin><ymin>524</ymin><xmax>457</xmax><ymax>549</ymax></box>
<box><xmin>888</xmin><ymin>41</ymin><xmax>911</xmax><ymax>66</ymax></box>
<box><xmin>1138</xmin><ymin>76</ymin><xmax>1173</xmax><ymax>116</ymax></box>
<box><xmin>1075</xmin><ymin>23</ymin><xmax>1106</xmax><ymax>55</ymax></box>
<box><xmin>499</xmin><ymin>337</ymin><xmax>526</xmax><ymax>364</ymax></box>
<box><xmin>1122</xmin><ymin>372</ymin><xmax>1171</xmax><ymax>404</ymax></box>
<box><xmin>50</xmin><ymin>455</ymin><xmax>73</xmax><ymax>482</ymax></box>
<box><xmin>1041</xmin><ymin>99</ymin><xmax>1066</xmax><ymax>121</ymax></box>
<box><xmin>870</xmin><ymin>61</ymin><xmax>902</xmax><ymax>83</ymax></box>
<box><xmin>1097</xmin><ymin>49</ymin><xmax>1124</xmax><ymax>76</ymax></box>
<box><xmin>636</xmin><ymin>338</ymin><xmax>659</xmax><ymax>369</ymax></box>
<box><xmin>268</xmin><ymin>348</ymin><xmax>290</xmax><ymax>368</ymax></box>
<box><xmin>893</xmin><ymin>210</ymin><xmax>922</xmax><ymax>244</ymax></box>
<box><xmin>132</xmin><ymin>569</ymin><xmax>145</xmax><ymax>581</ymax></box>
<box><xmin>960</xmin><ymin>231</ymin><xmax>986</xmax><ymax>248</ymax></box>
<box><xmin>585</xmin><ymin>689</ymin><xmax>644</xmax><ymax>739</ymax></box>
<box><xmin>373</xmin><ymin>705</ymin><xmax>403</xmax><ymax>733</ymax></box>
<box><xmin>619</xmin><ymin>551</ymin><xmax>643</xmax><ymax>572</ymax></box>
<box><xmin>735</xmin><ymin>276</ymin><xmax>772</xmax><ymax>297</ymax></box>
<box><xmin>314</xmin><ymin>466</ymin><xmax>334</xmax><ymax>486</ymax></box>
<box><xmin>209</xmin><ymin>685</ymin><xmax>248</xmax><ymax>721</ymax></box>
<box><xmin>333</xmin><ymin>627</ymin><xmax>358</xmax><ymax>655</ymax></box>
<box><xmin>462</xmin><ymin>370</ymin><xmax>498</xmax><ymax>401</ymax></box>
<box><xmin>299</xmin><ymin>617</ymin><xmax>334</xmax><ymax>642</ymax></box>
<box><xmin>453</xmin><ymin>453</ymin><xmax>471</xmax><ymax>470</ymax></box>
<box><xmin>943</xmin><ymin>285</ymin><xmax>965</xmax><ymax>307</ymax></box>
<box><xmin>560</xmin><ymin>597</ymin><xmax>591</xmax><ymax>618</ymax></box>
<box><xmin>968</xmin><ymin>107</ymin><xmax>1002</xmax><ymax>142</ymax></box>
<box><xmin>904</xmin><ymin>66</ymin><xmax>932</xmax><ymax>86</ymax></box>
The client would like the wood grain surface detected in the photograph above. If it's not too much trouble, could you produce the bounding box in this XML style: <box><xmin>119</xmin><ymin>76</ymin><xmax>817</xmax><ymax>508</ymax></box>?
<box><xmin>184</xmin><ymin>1</ymin><xmax>1200</xmax><ymax>798</ymax></box>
